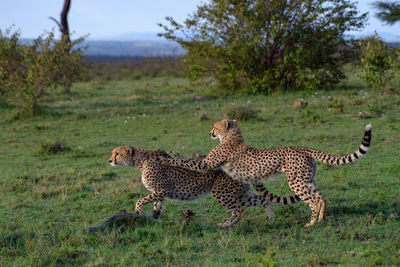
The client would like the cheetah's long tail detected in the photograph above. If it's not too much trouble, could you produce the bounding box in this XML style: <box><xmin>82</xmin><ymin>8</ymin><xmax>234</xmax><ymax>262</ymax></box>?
<box><xmin>253</xmin><ymin>183</ymin><xmax>301</xmax><ymax>205</ymax></box>
<box><xmin>301</xmin><ymin>124</ymin><xmax>371</xmax><ymax>166</ymax></box>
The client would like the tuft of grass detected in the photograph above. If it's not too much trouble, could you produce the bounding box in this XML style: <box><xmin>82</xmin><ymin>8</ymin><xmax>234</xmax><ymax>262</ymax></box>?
<box><xmin>302</xmin><ymin>108</ymin><xmax>322</xmax><ymax>123</ymax></box>
<box><xmin>328</xmin><ymin>99</ymin><xmax>344</xmax><ymax>114</ymax></box>
<box><xmin>245</xmin><ymin>250</ymin><xmax>278</xmax><ymax>267</ymax></box>
<box><xmin>199</xmin><ymin>113</ymin><xmax>209</xmax><ymax>121</ymax></box>
<box><xmin>76</xmin><ymin>113</ymin><xmax>88</xmax><ymax>120</ymax></box>
<box><xmin>367</xmin><ymin>102</ymin><xmax>384</xmax><ymax>117</ymax></box>
<box><xmin>38</xmin><ymin>140</ymin><xmax>71</xmax><ymax>155</ymax></box>
<box><xmin>98</xmin><ymin>170</ymin><xmax>118</xmax><ymax>181</ymax></box>
<box><xmin>224</xmin><ymin>104</ymin><xmax>258</xmax><ymax>121</ymax></box>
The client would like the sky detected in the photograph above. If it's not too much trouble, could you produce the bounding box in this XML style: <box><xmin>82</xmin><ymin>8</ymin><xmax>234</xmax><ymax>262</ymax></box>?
<box><xmin>0</xmin><ymin>0</ymin><xmax>399</xmax><ymax>41</ymax></box>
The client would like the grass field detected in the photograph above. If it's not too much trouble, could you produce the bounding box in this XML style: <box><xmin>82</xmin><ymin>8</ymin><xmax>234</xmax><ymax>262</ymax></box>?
<box><xmin>1</xmin><ymin>74</ymin><xmax>400</xmax><ymax>266</ymax></box>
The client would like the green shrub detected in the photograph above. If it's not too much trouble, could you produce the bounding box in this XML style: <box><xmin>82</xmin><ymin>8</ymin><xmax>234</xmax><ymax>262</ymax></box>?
<box><xmin>246</xmin><ymin>251</ymin><xmax>278</xmax><ymax>267</ymax></box>
<box><xmin>159</xmin><ymin>0</ymin><xmax>367</xmax><ymax>93</ymax></box>
<box><xmin>224</xmin><ymin>104</ymin><xmax>258</xmax><ymax>121</ymax></box>
<box><xmin>328</xmin><ymin>99</ymin><xmax>344</xmax><ymax>114</ymax></box>
<box><xmin>0</xmin><ymin>28</ymin><xmax>85</xmax><ymax>118</ymax></box>
<box><xmin>359</xmin><ymin>33</ymin><xmax>395</xmax><ymax>90</ymax></box>
<box><xmin>367</xmin><ymin>102</ymin><xmax>384</xmax><ymax>117</ymax></box>
<box><xmin>302</xmin><ymin>108</ymin><xmax>322</xmax><ymax>123</ymax></box>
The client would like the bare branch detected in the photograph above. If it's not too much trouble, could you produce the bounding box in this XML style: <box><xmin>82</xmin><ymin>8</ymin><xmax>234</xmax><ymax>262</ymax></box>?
<box><xmin>48</xmin><ymin>16</ymin><xmax>62</xmax><ymax>29</ymax></box>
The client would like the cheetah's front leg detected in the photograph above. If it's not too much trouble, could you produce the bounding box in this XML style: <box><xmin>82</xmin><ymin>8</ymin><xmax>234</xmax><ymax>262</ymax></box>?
<box><xmin>149</xmin><ymin>200</ymin><xmax>163</xmax><ymax>219</ymax></box>
<box><xmin>135</xmin><ymin>191</ymin><xmax>168</xmax><ymax>215</ymax></box>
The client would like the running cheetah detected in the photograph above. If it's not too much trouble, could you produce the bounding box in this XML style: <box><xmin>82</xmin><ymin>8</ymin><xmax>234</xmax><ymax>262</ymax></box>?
<box><xmin>109</xmin><ymin>146</ymin><xmax>300</xmax><ymax>227</ymax></box>
<box><xmin>159</xmin><ymin>120</ymin><xmax>372</xmax><ymax>227</ymax></box>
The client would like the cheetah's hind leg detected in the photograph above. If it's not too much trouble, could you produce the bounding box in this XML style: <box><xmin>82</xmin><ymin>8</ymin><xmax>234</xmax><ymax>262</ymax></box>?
<box><xmin>284</xmin><ymin>157</ymin><xmax>326</xmax><ymax>227</ymax></box>
<box><xmin>288</xmin><ymin>180</ymin><xmax>325</xmax><ymax>227</ymax></box>
<box><xmin>239</xmin><ymin>189</ymin><xmax>275</xmax><ymax>218</ymax></box>
<box><xmin>318</xmin><ymin>195</ymin><xmax>326</xmax><ymax>222</ymax></box>
<box><xmin>212</xmin><ymin>177</ymin><xmax>248</xmax><ymax>227</ymax></box>
<box><xmin>304</xmin><ymin>182</ymin><xmax>326</xmax><ymax>226</ymax></box>
<box><xmin>217</xmin><ymin>204</ymin><xmax>246</xmax><ymax>228</ymax></box>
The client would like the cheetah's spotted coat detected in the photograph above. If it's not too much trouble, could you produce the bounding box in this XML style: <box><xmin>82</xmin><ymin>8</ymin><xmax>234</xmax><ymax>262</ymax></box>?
<box><xmin>109</xmin><ymin>146</ymin><xmax>299</xmax><ymax>227</ymax></box>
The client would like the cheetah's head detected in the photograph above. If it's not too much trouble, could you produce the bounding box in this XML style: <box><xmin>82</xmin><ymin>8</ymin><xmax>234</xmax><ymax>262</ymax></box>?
<box><xmin>210</xmin><ymin>119</ymin><xmax>240</xmax><ymax>142</ymax></box>
<box><xmin>109</xmin><ymin>146</ymin><xmax>135</xmax><ymax>167</ymax></box>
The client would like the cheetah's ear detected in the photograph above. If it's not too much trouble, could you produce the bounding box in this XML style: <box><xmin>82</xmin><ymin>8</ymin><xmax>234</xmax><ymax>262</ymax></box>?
<box><xmin>127</xmin><ymin>146</ymin><xmax>135</xmax><ymax>156</ymax></box>
<box><xmin>222</xmin><ymin>119</ymin><xmax>229</xmax><ymax>129</ymax></box>
<box><xmin>227</xmin><ymin>119</ymin><xmax>237</xmax><ymax>129</ymax></box>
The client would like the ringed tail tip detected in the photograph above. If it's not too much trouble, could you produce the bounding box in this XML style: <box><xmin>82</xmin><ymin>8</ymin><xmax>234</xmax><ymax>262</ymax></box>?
<box><xmin>365</xmin><ymin>124</ymin><xmax>372</xmax><ymax>131</ymax></box>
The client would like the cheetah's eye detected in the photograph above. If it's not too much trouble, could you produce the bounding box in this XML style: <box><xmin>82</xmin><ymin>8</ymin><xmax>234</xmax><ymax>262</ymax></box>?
<box><xmin>115</xmin><ymin>153</ymin><xmax>119</xmax><ymax>156</ymax></box>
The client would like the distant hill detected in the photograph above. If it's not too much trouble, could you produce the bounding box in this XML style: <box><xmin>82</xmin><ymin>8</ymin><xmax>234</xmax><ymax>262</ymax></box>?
<box><xmin>21</xmin><ymin>32</ymin><xmax>398</xmax><ymax>59</ymax></box>
<box><xmin>84</xmin><ymin>32</ymin><xmax>186</xmax><ymax>57</ymax></box>
<box><xmin>101</xmin><ymin>32</ymin><xmax>162</xmax><ymax>41</ymax></box>
<box><xmin>347</xmin><ymin>31</ymin><xmax>399</xmax><ymax>42</ymax></box>
<box><xmin>21</xmin><ymin>38</ymin><xmax>185</xmax><ymax>57</ymax></box>
<box><xmin>388</xmin><ymin>42</ymin><xmax>400</xmax><ymax>47</ymax></box>
<box><xmin>84</xmin><ymin>40</ymin><xmax>185</xmax><ymax>57</ymax></box>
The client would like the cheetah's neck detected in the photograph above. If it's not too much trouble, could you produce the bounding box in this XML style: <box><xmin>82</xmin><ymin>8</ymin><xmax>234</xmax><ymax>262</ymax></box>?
<box><xmin>221</xmin><ymin>128</ymin><xmax>244</xmax><ymax>144</ymax></box>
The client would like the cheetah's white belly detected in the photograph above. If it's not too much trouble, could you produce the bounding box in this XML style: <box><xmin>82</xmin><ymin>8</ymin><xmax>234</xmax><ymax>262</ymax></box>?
<box><xmin>221</xmin><ymin>162</ymin><xmax>282</xmax><ymax>183</ymax></box>
<box><xmin>141</xmin><ymin>175</ymin><xmax>155</xmax><ymax>192</ymax></box>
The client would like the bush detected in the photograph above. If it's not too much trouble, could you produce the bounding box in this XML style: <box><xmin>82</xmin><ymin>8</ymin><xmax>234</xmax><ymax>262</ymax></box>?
<box><xmin>0</xmin><ymin>28</ymin><xmax>85</xmax><ymax>118</ymax></box>
<box><xmin>359</xmin><ymin>33</ymin><xmax>395</xmax><ymax>90</ymax></box>
<box><xmin>159</xmin><ymin>0</ymin><xmax>367</xmax><ymax>93</ymax></box>
<box><xmin>224</xmin><ymin>104</ymin><xmax>258</xmax><ymax>121</ymax></box>
<box><xmin>302</xmin><ymin>108</ymin><xmax>322</xmax><ymax>123</ymax></box>
<box><xmin>328</xmin><ymin>99</ymin><xmax>344</xmax><ymax>114</ymax></box>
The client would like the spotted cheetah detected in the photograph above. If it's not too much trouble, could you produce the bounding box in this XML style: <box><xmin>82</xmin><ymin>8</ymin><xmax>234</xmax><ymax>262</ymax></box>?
<box><xmin>159</xmin><ymin>119</ymin><xmax>372</xmax><ymax>227</ymax></box>
<box><xmin>109</xmin><ymin>146</ymin><xmax>300</xmax><ymax>227</ymax></box>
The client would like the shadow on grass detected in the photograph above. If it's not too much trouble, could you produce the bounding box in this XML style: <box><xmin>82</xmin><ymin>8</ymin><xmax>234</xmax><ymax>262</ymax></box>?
<box><xmin>0</xmin><ymin>231</ymin><xmax>35</xmax><ymax>250</ymax></box>
<box><xmin>336</xmin><ymin>83</ymin><xmax>365</xmax><ymax>92</ymax></box>
<box><xmin>328</xmin><ymin>200</ymin><xmax>400</xmax><ymax>217</ymax></box>
<box><xmin>87</xmin><ymin>210</ymin><xmax>158</xmax><ymax>233</ymax></box>
<box><xmin>0</xmin><ymin>232</ymin><xmax>24</xmax><ymax>249</ymax></box>
<box><xmin>0</xmin><ymin>98</ymin><xmax>13</xmax><ymax>109</ymax></box>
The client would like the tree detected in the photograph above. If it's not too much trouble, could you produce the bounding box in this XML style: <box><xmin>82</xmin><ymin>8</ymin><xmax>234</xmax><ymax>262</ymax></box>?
<box><xmin>359</xmin><ymin>33</ymin><xmax>394</xmax><ymax>90</ymax></box>
<box><xmin>49</xmin><ymin>0</ymin><xmax>72</xmax><ymax>45</ymax></box>
<box><xmin>373</xmin><ymin>1</ymin><xmax>400</xmax><ymax>25</ymax></box>
<box><xmin>159</xmin><ymin>0</ymin><xmax>367</xmax><ymax>93</ymax></box>
<box><xmin>49</xmin><ymin>0</ymin><xmax>77</xmax><ymax>92</ymax></box>
<box><xmin>0</xmin><ymin>28</ymin><xmax>85</xmax><ymax>119</ymax></box>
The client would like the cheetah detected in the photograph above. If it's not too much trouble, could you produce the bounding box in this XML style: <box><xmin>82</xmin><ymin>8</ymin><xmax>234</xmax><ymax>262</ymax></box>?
<box><xmin>159</xmin><ymin>119</ymin><xmax>372</xmax><ymax>227</ymax></box>
<box><xmin>109</xmin><ymin>146</ymin><xmax>300</xmax><ymax>227</ymax></box>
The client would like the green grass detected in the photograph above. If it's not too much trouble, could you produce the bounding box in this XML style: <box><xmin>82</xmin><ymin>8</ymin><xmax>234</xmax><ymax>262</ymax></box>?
<box><xmin>1</xmin><ymin>76</ymin><xmax>400</xmax><ymax>266</ymax></box>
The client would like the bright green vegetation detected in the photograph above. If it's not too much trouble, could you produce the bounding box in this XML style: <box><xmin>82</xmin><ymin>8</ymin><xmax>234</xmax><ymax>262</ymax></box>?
<box><xmin>160</xmin><ymin>0</ymin><xmax>367</xmax><ymax>93</ymax></box>
<box><xmin>1</xmin><ymin>74</ymin><xmax>400</xmax><ymax>266</ymax></box>
<box><xmin>0</xmin><ymin>28</ymin><xmax>85</xmax><ymax>119</ymax></box>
